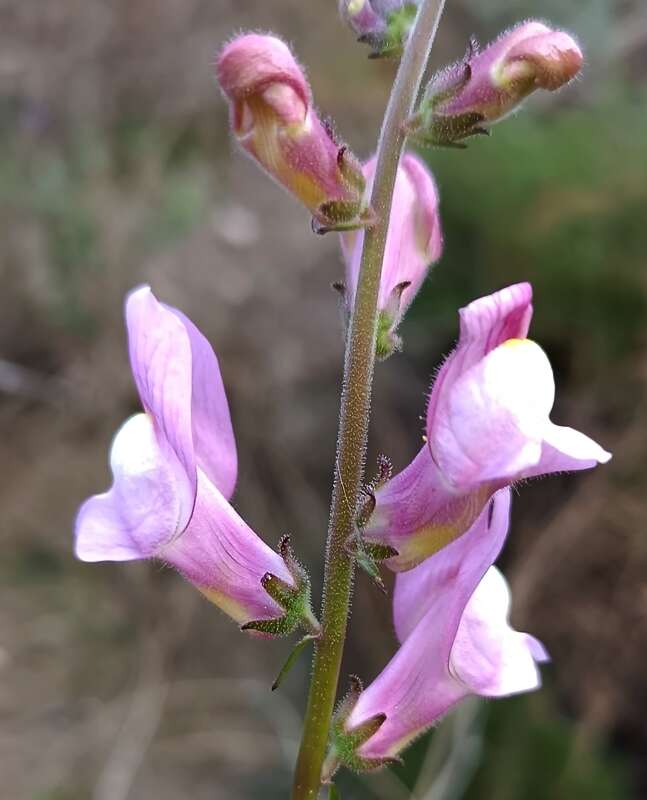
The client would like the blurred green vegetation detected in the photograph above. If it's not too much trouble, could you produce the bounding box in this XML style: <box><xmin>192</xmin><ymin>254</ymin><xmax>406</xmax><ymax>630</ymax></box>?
<box><xmin>412</xmin><ymin>89</ymin><xmax>647</xmax><ymax>368</ymax></box>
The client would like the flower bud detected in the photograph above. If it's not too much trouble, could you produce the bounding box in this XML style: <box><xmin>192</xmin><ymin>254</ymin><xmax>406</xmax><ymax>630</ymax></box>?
<box><xmin>339</xmin><ymin>153</ymin><xmax>442</xmax><ymax>358</ymax></box>
<box><xmin>407</xmin><ymin>21</ymin><xmax>583</xmax><ymax>148</ymax></box>
<box><xmin>339</xmin><ymin>1</ymin><xmax>419</xmax><ymax>57</ymax></box>
<box><xmin>217</xmin><ymin>33</ymin><xmax>369</xmax><ymax>232</ymax></box>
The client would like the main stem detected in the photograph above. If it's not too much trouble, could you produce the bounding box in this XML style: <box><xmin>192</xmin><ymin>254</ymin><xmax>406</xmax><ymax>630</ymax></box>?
<box><xmin>291</xmin><ymin>2</ymin><xmax>446</xmax><ymax>797</ymax></box>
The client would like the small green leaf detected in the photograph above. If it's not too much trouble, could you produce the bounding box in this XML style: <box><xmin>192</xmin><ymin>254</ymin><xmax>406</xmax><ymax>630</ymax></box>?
<box><xmin>271</xmin><ymin>634</ymin><xmax>318</xmax><ymax>692</ymax></box>
<box><xmin>355</xmin><ymin>550</ymin><xmax>387</xmax><ymax>593</ymax></box>
<box><xmin>328</xmin><ymin>784</ymin><xmax>341</xmax><ymax>800</ymax></box>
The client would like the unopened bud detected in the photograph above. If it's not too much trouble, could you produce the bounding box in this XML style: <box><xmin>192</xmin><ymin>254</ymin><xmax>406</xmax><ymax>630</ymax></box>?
<box><xmin>339</xmin><ymin>0</ymin><xmax>418</xmax><ymax>57</ymax></box>
<box><xmin>406</xmin><ymin>21</ymin><xmax>583</xmax><ymax>148</ymax></box>
<box><xmin>339</xmin><ymin>153</ymin><xmax>442</xmax><ymax>358</ymax></box>
<box><xmin>217</xmin><ymin>33</ymin><xmax>370</xmax><ymax>231</ymax></box>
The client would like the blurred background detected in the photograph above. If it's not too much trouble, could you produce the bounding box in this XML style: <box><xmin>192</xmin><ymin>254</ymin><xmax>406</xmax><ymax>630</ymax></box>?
<box><xmin>1</xmin><ymin>1</ymin><xmax>645</xmax><ymax>798</ymax></box>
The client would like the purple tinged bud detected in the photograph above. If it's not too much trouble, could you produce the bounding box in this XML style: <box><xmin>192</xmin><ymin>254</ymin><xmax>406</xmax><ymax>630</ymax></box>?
<box><xmin>217</xmin><ymin>33</ymin><xmax>369</xmax><ymax>231</ymax></box>
<box><xmin>407</xmin><ymin>21</ymin><xmax>584</xmax><ymax>147</ymax></box>
<box><xmin>74</xmin><ymin>286</ymin><xmax>317</xmax><ymax>635</ymax></box>
<box><xmin>363</xmin><ymin>283</ymin><xmax>611</xmax><ymax>571</ymax></box>
<box><xmin>339</xmin><ymin>153</ymin><xmax>442</xmax><ymax>358</ymax></box>
<box><xmin>339</xmin><ymin>489</ymin><xmax>549</xmax><ymax>763</ymax></box>
<box><xmin>339</xmin><ymin>1</ymin><xmax>419</xmax><ymax>57</ymax></box>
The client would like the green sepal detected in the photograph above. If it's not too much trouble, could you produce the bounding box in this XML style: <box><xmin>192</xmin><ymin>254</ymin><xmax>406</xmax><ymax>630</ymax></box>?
<box><xmin>355</xmin><ymin>455</ymin><xmax>393</xmax><ymax>532</ymax></box>
<box><xmin>369</xmin><ymin>454</ymin><xmax>393</xmax><ymax>492</ymax></box>
<box><xmin>356</xmin><ymin>552</ymin><xmax>386</xmax><ymax>594</ymax></box>
<box><xmin>355</xmin><ymin>488</ymin><xmax>376</xmax><ymax>530</ymax></box>
<box><xmin>403</xmin><ymin>43</ymin><xmax>490</xmax><ymax>149</ymax></box>
<box><xmin>336</xmin><ymin>145</ymin><xmax>367</xmax><ymax>193</ymax></box>
<box><xmin>406</xmin><ymin>108</ymin><xmax>488</xmax><ymax>149</ymax></box>
<box><xmin>271</xmin><ymin>633</ymin><xmax>318</xmax><ymax>691</ymax></box>
<box><xmin>346</xmin><ymin>534</ymin><xmax>398</xmax><ymax>563</ymax></box>
<box><xmin>241</xmin><ymin>535</ymin><xmax>321</xmax><ymax>637</ymax></box>
<box><xmin>346</xmin><ymin>537</ymin><xmax>399</xmax><ymax>592</ymax></box>
<box><xmin>313</xmin><ymin>202</ymin><xmax>376</xmax><ymax>235</ymax></box>
<box><xmin>424</xmin><ymin>63</ymin><xmax>473</xmax><ymax>110</ymax></box>
<box><xmin>325</xmin><ymin>675</ymin><xmax>400</xmax><ymax>775</ymax></box>
<box><xmin>363</xmin><ymin>541</ymin><xmax>399</xmax><ymax>562</ymax></box>
<box><xmin>375</xmin><ymin>309</ymin><xmax>400</xmax><ymax>360</ymax></box>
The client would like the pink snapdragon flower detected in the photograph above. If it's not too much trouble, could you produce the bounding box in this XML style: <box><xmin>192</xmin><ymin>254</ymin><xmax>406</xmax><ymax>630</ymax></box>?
<box><xmin>363</xmin><ymin>283</ymin><xmax>610</xmax><ymax>571</ymax></box>
<box><xmin>338</xmin><ymin>488</ymin><xmax>548</xmax><ymax>765</ymax></box>
<box><xmin>217</xmin><ymin>33</ymin><xmax>368</xmax><ymax>232</ymax></box>
<box><xmin>339</xmin><ymin>153</ymin><xmax>442</xmax><ymax>357</ymax></box>
<box><xmin>75</xmin><ymin>287</ymin><xmax>317</xmax><ymax>634</ymax></box>
<box><xmin>407</xmin><ymin>21</ymin><xmax>583</xmax><ymax>147</ymax></box>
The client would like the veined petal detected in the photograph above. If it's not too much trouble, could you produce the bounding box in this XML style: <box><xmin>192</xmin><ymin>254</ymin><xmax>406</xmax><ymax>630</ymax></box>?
<box><xmin>168</xmin><ymin>307</ymin><xmax>238</xmax><ymax>500</ymax></box>
<box><xmin>431</xmin><ymin>338</ymin><xmax>555</xmax><ymax>489</ymax></box>
<box><xmin>449</xmin><ymin>566</ymin><xmax>549</xmax><ymax>697</ymax></box>
<box><xmin>126</xmin><ymin>286</ymin><xmax>197</xmax><ymax>532</ymax></box>
<box><xmin>162</xmin><ymin>470</ymin><xmax>294</xmax><ymax>626</ymax></box>
<box><xmin>74</xmin><ymin>413</ymin><xmax>189</xmax><ymax>561</ymax></box>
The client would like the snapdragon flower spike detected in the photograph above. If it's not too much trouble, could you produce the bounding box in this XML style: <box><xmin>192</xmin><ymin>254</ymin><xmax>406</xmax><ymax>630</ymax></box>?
<box><xmin>217</xmin><ymin>33</ymin><xmax>370</xmax><ymax>233</ymax></box>
<box><xmin>334</xmin><ymin>489</ymin><xmax>549</xmax><ymax>766</ymax></box>
<box><xmin>339</xmin><ymin>153</ymin><xmax>442</xmax><ymax>358</ymax></box>
<box><xmin>406</xmin><ymin>21</ymin><xmax>583</xmax><ymax>148</ymax></box>
<box><xmin>74</xmin><ymin>286</ymin><xmax>319</xmax><ymax>636</ymax></box>
<box><xmin>339</xmin><ymin>1</ymin><xmax>419</xmax><ymax>58</ymax></box>
<box><xmin>362</xmin><ymin>283</ymin><xmax>610</xmax><ymax>571</ymax></box>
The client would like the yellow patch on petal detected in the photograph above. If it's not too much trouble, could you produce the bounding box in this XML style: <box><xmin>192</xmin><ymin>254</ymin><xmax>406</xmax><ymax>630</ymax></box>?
<box><xmin>385</xmin><ymin>486</ymin><xmax>492</xmax><ymax>572</ymax></box>
<box><xmin>501</xmin><ymin>337</ymin><xmax>529</xmax><ymax>348</ymax></box>
<box><xmin>197</xmin><ymin>585</ymin><xmax>249</xmax><ymax>625</ymax></box>
<box><xmin>347</xmin><ymin>0</ymin><xmax>368</xmax><ymax>15</ymax></box>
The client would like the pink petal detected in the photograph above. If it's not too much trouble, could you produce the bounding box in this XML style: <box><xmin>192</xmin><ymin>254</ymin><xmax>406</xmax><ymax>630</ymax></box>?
<box><xmin>168</xmin><ymin>306</ymin><xmax>238</xmax><ymax>500</ymax></box>
<box><xmin>393</xmin><ymin>488</ymin><xmax>512</xmax><ymax>642</ymax></box>
<box><xmin>126</xmin><ymin>286</ymin><xmax>197</xmax><ymax>533</ymax></box>
<box><xmin>349</xmin><ymin>491</ymin><xmax>546</xmax><ymax>760</ymax></box>
<box><xmin>162</xmin><ymin>470</ymin><xmax>294</xmax><ymax>626</ymax></box>
<box><xmin>526</xmin><ymin>423</ymin><xmax>612</xmax><ymax>477</ymax></box>
<box><xmin>340</xmin><ymin>153</ymin><xmax>442</xmax><ymax>318</ymax></box>
<box><xmin>426</xmin><ymin>283</ymin><xmax>533</xmax><ymax>436</ymax></box>
<box><xmin>365</xmin><ymin>445</ymin><xmax>492</xmax><ymax>573</ymax></box>
<box><xmin>74</xmin><ymin>413</ymin><xmax>190</xmax><ymax>561</ymax></box>
<box><xmin>349</xmin><ymin>490</ymin><xmax>512</xmax><ymax>758</ymax></box>
<box><xmin>449</xmin><ymin>566</ymin><xmax>547</xmax><ymax>696</ymax></box>
<box><xmin>430</xmin><ymin>339</ymin><xmax>555</xmax><ymax>489</ymax></box>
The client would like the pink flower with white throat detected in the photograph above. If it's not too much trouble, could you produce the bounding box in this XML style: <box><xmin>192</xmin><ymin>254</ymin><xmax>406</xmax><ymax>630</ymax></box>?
<box><xmin>75</xmin><ymin>286</ymin><xmax>318</xmax><ymax>636</ymax></box>
<box><xmin>407</xmin><ymin>21</ymin><xmax>583</xmax><ymax>147</ymax></box>
<box><xmin>339</xmin><ymin>153</ymin><xmax>442</xmax><ymax>358</ymax></box>
<box><xmin>330</xmin><ymin>488</ymin><xmax>548</xmax><ymax>769</ymax></box>
<box><xmin>217</xmin><ymin>33</ymin><xmax>369</xmax><ymax>233</ymax></box>
<box><xmin>362</xmin><ymin>283</ymin><xmax>611</xmax><ymax>571</ymax></box>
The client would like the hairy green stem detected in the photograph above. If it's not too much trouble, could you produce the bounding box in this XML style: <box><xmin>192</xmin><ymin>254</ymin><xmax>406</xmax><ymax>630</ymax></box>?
<box><xmin>291</xmin><ymin>2</ymin><xmax>446</xmax><ymax>797</ymax></box>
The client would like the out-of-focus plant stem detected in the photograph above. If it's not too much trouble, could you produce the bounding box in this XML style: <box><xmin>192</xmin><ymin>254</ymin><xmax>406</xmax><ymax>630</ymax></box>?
<box><xmin>291</xmin><ymin>1</ymin><xmax>447</xmax><ymax>797</ymax></box>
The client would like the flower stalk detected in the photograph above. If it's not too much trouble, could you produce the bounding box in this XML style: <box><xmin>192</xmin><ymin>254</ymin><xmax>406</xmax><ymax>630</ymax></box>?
<box><xmin>291</xmin><ymin>1</ymin><xmax>447</xmax><ymax>796</ymax></box>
